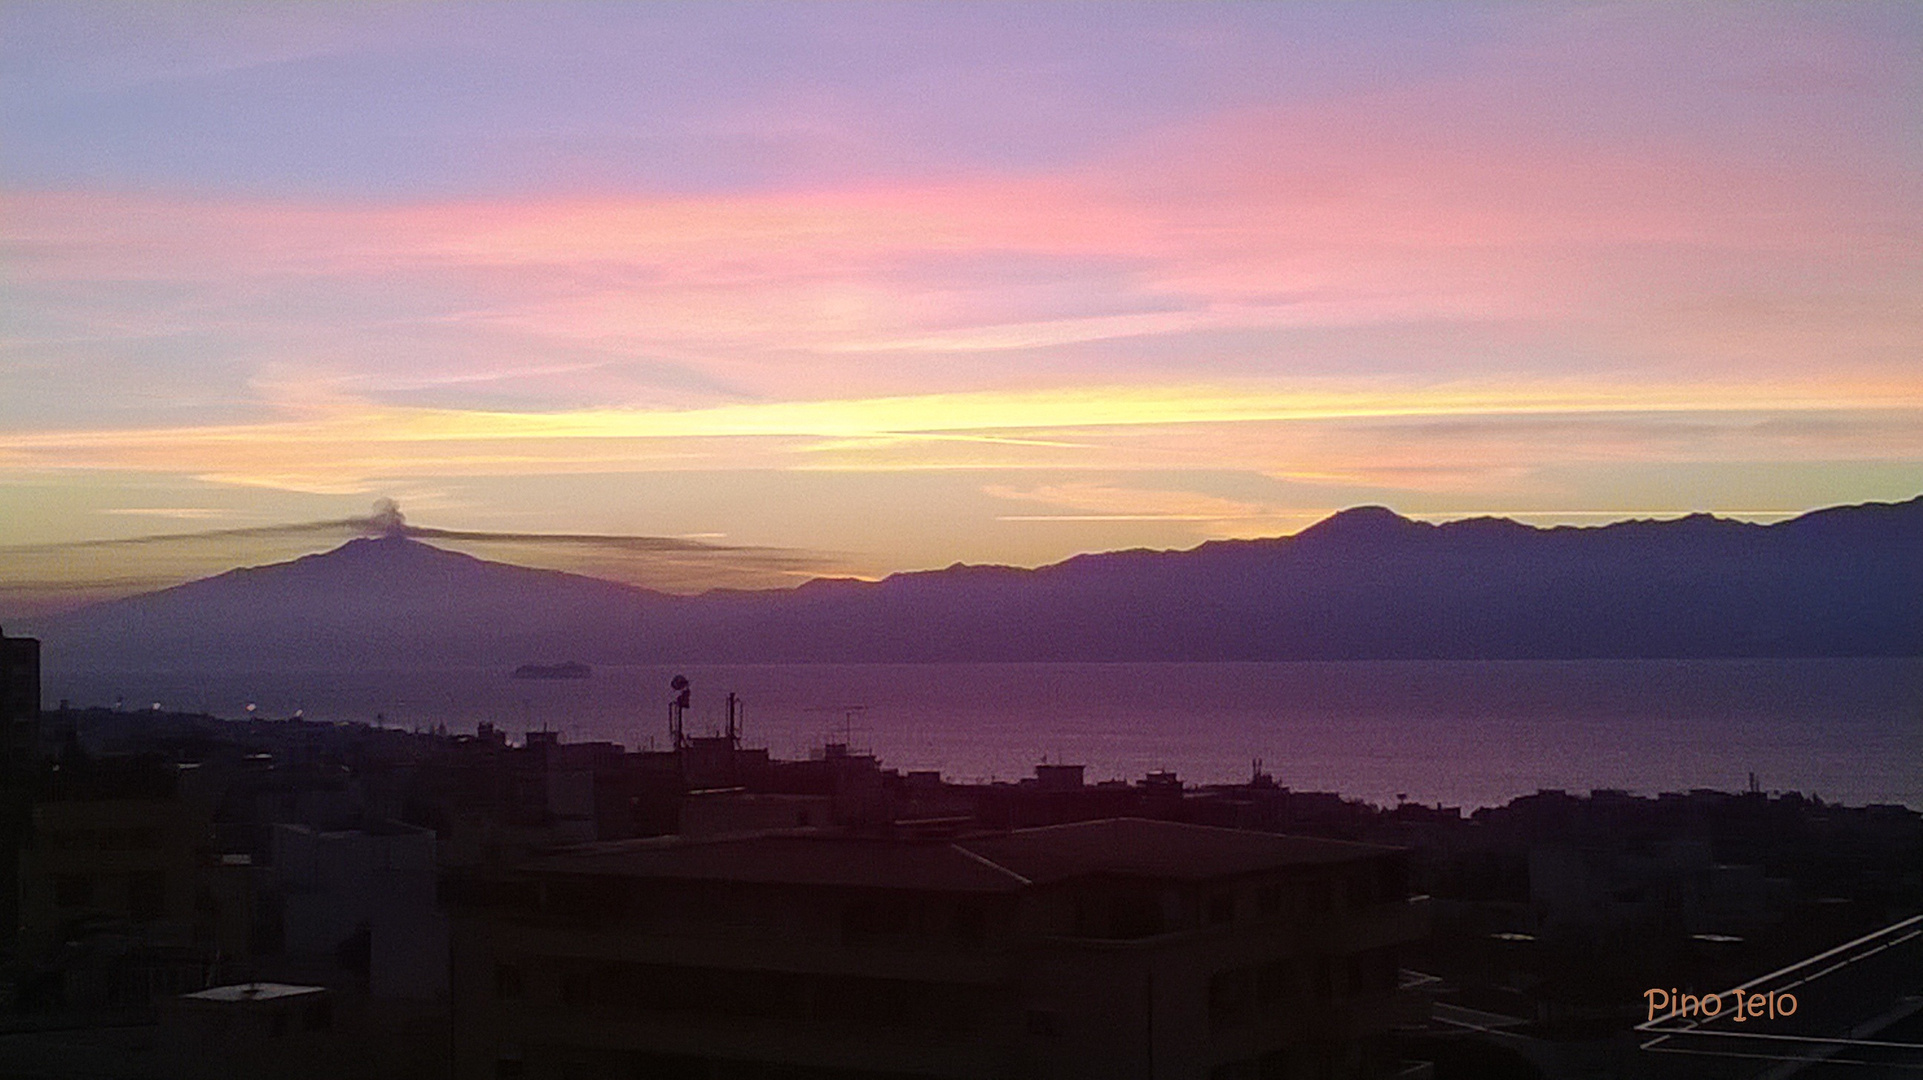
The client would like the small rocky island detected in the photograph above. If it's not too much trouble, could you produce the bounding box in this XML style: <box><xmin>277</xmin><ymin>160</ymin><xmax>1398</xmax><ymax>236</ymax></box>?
<box><xmin>510</xmin><ymin>660</ymin><xmax>592</xmax><ymax>680</ymax></box>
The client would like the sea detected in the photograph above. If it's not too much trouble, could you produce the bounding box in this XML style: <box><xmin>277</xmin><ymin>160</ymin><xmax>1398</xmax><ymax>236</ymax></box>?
<box><xmin>42</xmin><ymin>658</ymin><xmax>1923</xmax><ymax>811</ymax></box>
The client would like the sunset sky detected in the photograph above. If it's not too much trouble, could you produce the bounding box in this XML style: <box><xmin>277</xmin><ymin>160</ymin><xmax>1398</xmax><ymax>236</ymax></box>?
<box><xmin>3</xmin><ymin>2</ymin><xmax>1920</xmax><ymax>612</ymax></box>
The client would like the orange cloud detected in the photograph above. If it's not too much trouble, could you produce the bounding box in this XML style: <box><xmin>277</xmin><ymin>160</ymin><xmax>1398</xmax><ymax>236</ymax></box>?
<box><xmin>5</xmin><ymin>45</ymin><xmax>1917</xmax><ymax>544</ymax></box>
<box><xmin>0</xmin><ymin>378</ymin><xmax>1916</xmax><ymax>496</ymax></box>
<box><xmin>9</xmin><ymin>75</ymin><xmax>1912</xmax><ymax>395</ymax></box>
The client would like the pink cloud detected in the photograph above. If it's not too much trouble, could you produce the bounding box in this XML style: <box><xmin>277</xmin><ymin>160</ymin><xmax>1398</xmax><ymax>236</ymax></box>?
<box><xmin>5</xmin><ymin>33</ymin><xmax>1916</xmax><ymax>419</ymax></box>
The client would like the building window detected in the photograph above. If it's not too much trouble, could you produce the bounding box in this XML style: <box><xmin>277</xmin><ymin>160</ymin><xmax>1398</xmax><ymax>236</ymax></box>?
<box><xmin>54</xmin><ymin>874</ymin><xmax>92</xmax><ymax>909</ymax></box>
<box><xmin>494</xmin><ymin>963</ymin><xmax>524</xmax><ymax>999</ymax></box>
<box><xmin>1379</xmin><ymin>855</ymin><xmax>1411</xmax><ymax>902</ymax></box>
<box><xmin>1299</xmin><ymin>879</ymin><xmax>1331</xmax><ymax>919</ymax></box>
<box><xmin>1207</xmin><ymin>892</ymin><xmax>1235</xmax><ymax>925</ymax></box>
<box><xmin>1254</xmin><ymin>960</ymin><xmax>1295</xmax><ymax>1007</ymax></box>
<box><xmin>1349</xmin><ymin>948</ymin><xmax>1396</xmax><ymax>994</ymax></box>
<box><xmin>1208</xmin><ymin>968</ymin><xmax>1253</xmax><ymax>1030</ymax></box>
<box><xmin>1346</xmin><ymin>867</ymin><xmax>1375</xmax><ymax>910</ymax></box>
<box><xmin>128</xmin><ymin>872</ymin><xmax>166</xmax><ymax>922</ymax></box>
<box><xmin>1112</xmin><ymin>893</ymin><xmax>1163</xmax><ymax>938</ymax></box>
<box><xmin>951</xmin><ymin>900</ymin><xmax>986</xmax><ymax>947</ymax></box>
<box><xmin>842</xmin><ymin>900</ymin><xmax>878</xmax><ymax>944</ymax></box>
<box><xmin>1025</xmin><ymin>1009</ymin><xmax>1061</xmax><ymax>1037</ymax></box>
<box><xmin>560</xmin><ymin>967</ymin><xmax>593</xmax><ymax>1008</ymax></box>
<box><xmin>99</xmin><ymin>827</ymin><xmax>160</xmax><ymax>851</ymax></box>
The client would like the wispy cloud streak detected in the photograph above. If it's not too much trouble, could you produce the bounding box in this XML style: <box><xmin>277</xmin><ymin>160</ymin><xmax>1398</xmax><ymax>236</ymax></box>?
<box><xmin>0</xmin><ymin>380</ymin><xmax>1915</xmax><ymax>492</ymax></box>
<box><xmin>0</xmin><ymin>501</ymin><xmax>840</xmax><ymax>616</ymax></box>
<box><xmin>2</xmin><ymin>3</ymin><xmax>1918</xmax><ymax>574</ymax></box>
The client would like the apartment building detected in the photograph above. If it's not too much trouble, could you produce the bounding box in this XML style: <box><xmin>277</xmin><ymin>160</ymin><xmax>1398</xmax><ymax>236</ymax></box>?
<box><xmin>449</xmin><ymin>817</ymin><xmax>1429</xmax><ymax>1080</ymax></box>
<box><xmin>1</xmin><ymin>625</ymin><xmax>39</xmax><ymax>768</ymax></box>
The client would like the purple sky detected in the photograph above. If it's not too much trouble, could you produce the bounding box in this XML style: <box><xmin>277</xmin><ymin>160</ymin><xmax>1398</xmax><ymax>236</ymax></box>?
<box><xmin>2</xmin><ymin>3</ymin><xmax>1919</xmax><ymax>611</ymax></box>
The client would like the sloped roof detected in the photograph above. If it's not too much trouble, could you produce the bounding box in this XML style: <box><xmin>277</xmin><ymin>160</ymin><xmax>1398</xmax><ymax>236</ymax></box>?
<box><xmin>957</xmin><ymin>818</ymin><xmax>1393</xmax><ymax>884</ymax></box>
<box><xmin>525</xmin><ymin>832</ymin><xmax>1029</xmax><ymax>893</ymax></box>
<box><xmin>524</xmin><ymin>818</ymin><xmax>1394</xmax><ymax>893</ymax></box>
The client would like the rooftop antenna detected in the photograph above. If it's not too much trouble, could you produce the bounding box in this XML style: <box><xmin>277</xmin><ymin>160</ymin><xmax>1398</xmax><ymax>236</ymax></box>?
<box><xmin>669</xmin><ymin>675</ymin><xmax>691</xmax><ymax>751</ymax></box>
<box><xmin>805</xmin><ymin>704</ymin><xmax>867</xmax><ymax>754</ymax></box>
<box><xmin>724</xmin><ymin>691</ymin><xmax>741</xmax><ymax>748</ymax></box>
<box><xmin>837</xmin><ymin>705</ymin><xmax>865</xmax><ymax>749</ymax></box>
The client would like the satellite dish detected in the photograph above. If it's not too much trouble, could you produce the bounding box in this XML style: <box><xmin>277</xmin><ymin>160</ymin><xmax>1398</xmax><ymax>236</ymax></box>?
<box><xmin>670</xmin><ymin>675</ymin><xmax>689</xmax><ymax>691</ymax></box>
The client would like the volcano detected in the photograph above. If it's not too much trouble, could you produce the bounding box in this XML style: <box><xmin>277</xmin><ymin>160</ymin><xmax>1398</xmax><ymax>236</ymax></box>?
<box><xmin>25</xmin><ymin>498</ymin><xmax>1923</xmax><ymax>670</ymax></box>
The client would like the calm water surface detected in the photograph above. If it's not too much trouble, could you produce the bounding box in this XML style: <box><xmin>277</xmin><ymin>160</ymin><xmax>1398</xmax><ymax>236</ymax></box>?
<box><xmin>45</xmin><ymin>659</ymin><xmax>1922</xmax><ymax>810</ymax></box>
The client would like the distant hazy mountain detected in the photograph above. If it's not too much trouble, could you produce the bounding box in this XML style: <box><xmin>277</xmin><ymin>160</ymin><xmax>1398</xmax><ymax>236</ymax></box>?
<box><xmin>24</xmin><ymin>534</ymin><xmax>667</xmax><ymax>670</ymax></box>
<box><xmin>27</xmin><ymin>498</ymin><xmax>1923</xmax><ymax>670</ymax></box>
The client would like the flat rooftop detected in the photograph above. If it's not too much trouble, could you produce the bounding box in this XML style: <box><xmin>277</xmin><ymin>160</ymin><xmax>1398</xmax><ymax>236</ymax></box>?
<box><xmin>524</xmin><ymin>818</ymin><xmax>1397</xmax><ymax>892</ymax></box>
<box><xmin>527</xmin><ymin>833</ymin><xmax>1028</xmax><ymax>893</ymax></box>
<box><xmin>182</xmin><ymin>982</ymin><xmax>327</xmax><ymax>1003</ymax></box>
<box><xmin>959</xmin><ymin>818</ymin><xmax>1396</xmax><ymax>884</ymax></box>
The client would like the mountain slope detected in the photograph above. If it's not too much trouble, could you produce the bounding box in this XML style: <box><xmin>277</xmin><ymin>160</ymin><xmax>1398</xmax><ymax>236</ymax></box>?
<box><xmin>33</xmin><ymin>536</ymin><xmax>666</xmax><ymax>669</ymax></box>
<box><xmin>652</xmin><ymin>498</ymin><xmax>1922</xmax><ymax>661</ymax></box>
<box><xmin>28</xmin><ymin>498</ymin><xmax>1923</xmax><ymax>669</ymax></box>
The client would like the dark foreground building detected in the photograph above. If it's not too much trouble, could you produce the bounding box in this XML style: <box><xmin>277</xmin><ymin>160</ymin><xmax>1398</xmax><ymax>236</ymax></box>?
<box><xmin>449</xmin><ymin>817</ymin><xmax>1430</xmax><ymax>1080</ymax></box>
<box><xmin>1</xmin><ymin>625</ymin><xmax>39</xmax><ymax>768</ymax></box>
<box><xmin>2</xmin><ymin>626</ymin><xmax>41</xmax><ymax>959</ymax></box>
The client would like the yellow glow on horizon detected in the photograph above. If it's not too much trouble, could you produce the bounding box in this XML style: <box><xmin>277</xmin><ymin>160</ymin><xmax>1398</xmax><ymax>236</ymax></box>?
<box><xmin>1</xmin><ymin>376</ymin><xmax>1919</xmax><ymax>493</ymax></box>
<box><xmin>472</xmin><ymin>379</ymin><xmax>1923</xmax><ymax>438</ymax></box>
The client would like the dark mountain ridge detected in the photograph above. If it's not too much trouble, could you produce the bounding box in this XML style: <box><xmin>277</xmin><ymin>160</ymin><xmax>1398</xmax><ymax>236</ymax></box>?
<box><xmin>36</xmin><ymin>537</ymin><xmax>663</xmax><ymax>670</ymax></box>
<box><xmin>25</xmin><ymin>498</ymin><xmax>1923</xmax><ymax>669</ymax></box>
